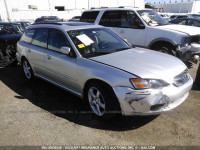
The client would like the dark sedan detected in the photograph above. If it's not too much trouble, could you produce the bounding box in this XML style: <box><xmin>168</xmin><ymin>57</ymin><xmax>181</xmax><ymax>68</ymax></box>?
<box><xmin>170</xmin><ymin>18</ymin><xmax>200</xmax><ymax>27</ymax></box>
<box><xmin>0</xmin><ymin>22</ymin><xmax>22</xmax><ymax>66</ymax></box>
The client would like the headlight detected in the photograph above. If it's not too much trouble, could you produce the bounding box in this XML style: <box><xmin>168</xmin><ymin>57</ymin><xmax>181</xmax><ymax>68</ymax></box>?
<box><xmin>181</xmin><ymin>37</ymin><xmax>191</xmax><ymax>46</ymax></box>
<box><xmin>130</xmin><ymin>78</ymin><xmax>169</xmax><ymax>89</ymax></box>
<box><xmin>173</xmin><ymin>70</ymin><xmax>190</xmax><ymax>87</ymax></box>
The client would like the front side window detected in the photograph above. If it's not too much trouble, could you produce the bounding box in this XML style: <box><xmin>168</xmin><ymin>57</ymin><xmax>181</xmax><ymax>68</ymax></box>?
<box><xmin>32</xmin><ymin>29</ymin><xmax>48</xmax><ymax>48</ymax></box>
<box><xmin>48</xmin><ymin>29</ymin><xmax>70</xmax><ymax>52</ymax></box>
<box><xmin>137</xmin><ymin>10</ymin><xmax>169</xmax><ymax>26</ymax></box>
<box><xmin>21</xmin><ymin>29</ymin><xmax>36</xmax><ymax>43</ymax></box>
<box><xmin>193</xmin><ymin>20</ymin><xmax>200</xmax><ymax>27</ymax></box>
<box><xmin>68</xmin><ymin>28</ymin><xmax>130</xmax><ymax>58</ymax></box>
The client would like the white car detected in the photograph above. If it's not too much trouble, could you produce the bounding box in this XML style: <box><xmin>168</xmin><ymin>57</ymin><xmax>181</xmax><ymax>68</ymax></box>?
<box><xmin>80</xmin><ymin>8</ymin><xmax>200</xmax><ymax>62</ymax></box>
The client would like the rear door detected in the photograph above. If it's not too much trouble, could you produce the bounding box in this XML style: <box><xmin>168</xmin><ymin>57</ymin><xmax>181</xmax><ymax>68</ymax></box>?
<box><xmin>29</xmin><ymin>28</ymin><xmax>48</xmax><ymax>76</ymax></box>
<box><xmin>99</xmin><ymin>10</ymin><xmax>147</xmax><ymax>46</ymax></box>
<box><xmin>44</xmin><ymin>29</ymin><xmax>80</xmax><ymax>92</ymax></box>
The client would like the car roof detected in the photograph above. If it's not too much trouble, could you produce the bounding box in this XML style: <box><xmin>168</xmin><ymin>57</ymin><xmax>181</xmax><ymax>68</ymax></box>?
<box><xmin>0</xmin><ymin>22</ymin><xmax>20</xmax><ymax>25</ymax></box>
<box><xmin>84</xmin><ymin>7</ymin><xmax>151</xmax><ymax>12</ymax></box>
<box><xmin>0</xmin><ymin>22</ymin><xmax>13</xmax><ymax>25</ymax></box>
<box><xmin>28</xmin><ymin>22</ymin><xmax>103</xmax><ymax>31</ymax></box>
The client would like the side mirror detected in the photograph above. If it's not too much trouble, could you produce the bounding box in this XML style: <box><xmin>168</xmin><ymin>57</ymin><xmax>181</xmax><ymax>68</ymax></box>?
<box><xmin>60</xmin><ymin>47</ymin><xmax>71</xmax><ymax>55</ymax></box>
<box><xmin>139</xmin><ymin>22</ymin><xmax>145</xmax><ymax>29</ymax></box>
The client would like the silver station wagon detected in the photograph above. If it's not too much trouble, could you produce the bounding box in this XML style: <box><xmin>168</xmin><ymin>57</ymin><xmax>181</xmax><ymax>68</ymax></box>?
<box><xmin>16</xmin><ymin>22</ymin><xmax>193</xmax><ymax>119</ymax></box>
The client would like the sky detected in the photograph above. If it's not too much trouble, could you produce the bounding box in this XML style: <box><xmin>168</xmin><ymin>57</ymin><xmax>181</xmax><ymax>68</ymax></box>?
<box><xmin>146</xmin><ymin>0</ymin><xmax>195</xmax><ymax>4</ymax></box>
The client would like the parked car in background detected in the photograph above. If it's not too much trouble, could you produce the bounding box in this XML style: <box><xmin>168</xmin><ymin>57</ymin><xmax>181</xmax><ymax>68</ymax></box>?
<box><xmin>34</xmin><ymin>16</ymin><xmax>63</xmax><ymax>23</ymax></box>
<box><xmin>14</xmin><ymin>21</ymin><xmax>31</xmax><ymax>30</ymax></box>
<box><xmin>0</xmin><ymin>22</ymin><xmax>22</xmax><ymax>66</ymax></box>
<box><xmin>170</xmin><ymin>18</ymin><xmax>200</xmax><ymax>27</ymax></box>
<box><xmin>68</xmin><ymin>16</ymin><xmax>81</xmax><ymax>22</ymax></box>
<box><xmin>187</xmin><ymin>14</ymin><xmax>200</xmax><ymax>19</ymax></box>
<box><xmin>80</xmin><ymin>8</ymin><xmax>200</xmax><ymax>63</ymax></box>
<box><xmin>169</xmin><ymin>14</ymin><xmax>188</xmax><ymax>21</ymax></box>
<box><xmin>16</xmin><ymin>22</ymin><xmax>193</xmax><ymax>119</ymax></box>
<box><xmin>12</xmin><ymin>22</ymin><xmax>25</xmax><ymax>33</ymax></box>
<box><xmin>159</xmin><ymin>13</ymin><xmax>170</xmax><ymax>21</ymax></box>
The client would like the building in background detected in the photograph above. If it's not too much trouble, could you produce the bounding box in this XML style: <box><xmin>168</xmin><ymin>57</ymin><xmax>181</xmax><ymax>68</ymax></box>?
<box><xmin>152</xmin><ymin>0</ymin><xmax>200</xmax><ymax>14</ymax></box>
<box><xmin>0</xmin><ymin>0</ymin><xmax>145</xmax><ymax>22</ymax></box>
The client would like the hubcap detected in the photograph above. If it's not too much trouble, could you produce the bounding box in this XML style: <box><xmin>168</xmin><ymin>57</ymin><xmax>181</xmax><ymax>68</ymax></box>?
<box><xmin>23</xmin><ymin>61</ymin><xmax>32</xmax><ymax>79</ymax></box>
<box><xmin>158</xmin><ymin>47</ymin><xmax>169</xmax><ymax>54</ymax></box>
<box><xmin>88</xmin><ymin>87</ymin><xmax>105</xmax><ymax>116</ymax></box>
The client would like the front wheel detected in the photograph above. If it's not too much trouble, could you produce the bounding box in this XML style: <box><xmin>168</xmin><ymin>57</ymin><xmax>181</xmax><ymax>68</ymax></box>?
<box><xmin>22</xmin><ymin>59</ymin><xmax>34</xmax><ymax>80</ymax></box>
<box><xmin>85</xmin><ymin>82</ymin><xmax>120</xmax><ymax>119</ymax></box>
<box><xmin>153</xmin><ymin>43</ymin><xmax>175</xmax><ymax>56</ymax></box>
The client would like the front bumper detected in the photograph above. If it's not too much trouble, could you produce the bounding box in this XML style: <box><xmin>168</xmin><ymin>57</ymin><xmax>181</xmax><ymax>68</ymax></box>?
<box><xmin>113</xmin><ymin>75</ymin><xmax>193</xmax><ymax>116</ymax></box>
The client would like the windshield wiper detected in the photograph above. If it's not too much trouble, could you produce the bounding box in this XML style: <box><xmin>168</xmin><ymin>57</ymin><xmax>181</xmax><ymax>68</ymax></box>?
<box><xmin>82</xmin><ymin>51</ymin><xmax>111</xmax><ymax>58</ymax></box>
<box><xmin>110</xmin><ymin>47</ymin><xmax>130</xmax><ymax>53</ymax></box>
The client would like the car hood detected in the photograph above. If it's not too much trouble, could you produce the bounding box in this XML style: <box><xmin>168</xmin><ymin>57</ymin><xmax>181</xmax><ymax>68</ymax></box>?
<box><xmin>90</xmin><ymin>48</ymin><xmax>187</xmax><ymax>82</ymax></box>
<box><xmin>156</xmin><ymin>24</ymin><xmax>200</xmax><ymax>36</ymax></box>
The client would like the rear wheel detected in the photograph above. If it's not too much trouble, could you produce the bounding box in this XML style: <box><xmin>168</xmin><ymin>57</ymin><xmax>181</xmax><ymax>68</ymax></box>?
<box><xmin>22</xmin><ymin>59</ymin><xmax>34</xmax><ymax>80</ymax></box>
<box><xmin>85</xmin><ymin>82</ymin><xmax>120</xmax><ymax>119</ymax></box>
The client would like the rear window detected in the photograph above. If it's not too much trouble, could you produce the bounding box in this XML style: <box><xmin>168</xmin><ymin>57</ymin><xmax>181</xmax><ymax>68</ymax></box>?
<box><xmin>80</xmin><ymin>11</ymin><xmax>99</xmax><ymax>23</ymax></box>
<box><xmin>20</xmin><ymin>29</ymin><xmax>36</xmax><ymax>43</ymax></box>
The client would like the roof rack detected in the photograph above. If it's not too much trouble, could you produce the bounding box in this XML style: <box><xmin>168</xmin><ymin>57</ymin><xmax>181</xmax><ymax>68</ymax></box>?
<box><xmin>33</xmin><ymin>21</ymin><xmax>63</xmax><ymax>25</ymax></box>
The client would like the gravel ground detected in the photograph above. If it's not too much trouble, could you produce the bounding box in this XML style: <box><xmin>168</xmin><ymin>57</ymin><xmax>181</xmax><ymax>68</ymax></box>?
<box><xmin>0</xmin><ymin>62</ymin><xmax>200</xmax><ymax>149</ymax></box>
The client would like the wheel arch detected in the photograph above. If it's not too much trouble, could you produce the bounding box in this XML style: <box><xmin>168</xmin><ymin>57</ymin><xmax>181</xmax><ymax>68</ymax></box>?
<box><xmin>148</xmin><ymin>38</ymin><xmax>177</xmax><ymax>50</ymax></box>
<box><xmin>83</xmin><ymin>78</ymin><xmax>114</xmax><ymax>97</ymax></box>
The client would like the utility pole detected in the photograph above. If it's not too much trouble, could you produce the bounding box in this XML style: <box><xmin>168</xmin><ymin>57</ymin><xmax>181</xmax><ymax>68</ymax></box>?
<box><xmin>48</xmin><ymin>0</ymin><xmax>51</xmax><ymax>10</ymax></box>
<box><xmin>4</xmin><ymin>0</ymin><xmax>10</xmax><ymax>21</ymax></box>
<box><xmin>88</xmin><ymin>0</ymin><xmax>89</xmax><ymax>9</ymax></box>
<box><xmin>75</xmin><ymin>0</ymin><xmax>76</xmax><ymax>9</ymax></box>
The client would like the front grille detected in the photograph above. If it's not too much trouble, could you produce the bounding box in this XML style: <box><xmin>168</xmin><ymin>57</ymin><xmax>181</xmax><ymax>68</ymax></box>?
<box><xmin>191</xmin><ymin>36</ymin><xmax>200</xmax><ymax>44</ymax></box>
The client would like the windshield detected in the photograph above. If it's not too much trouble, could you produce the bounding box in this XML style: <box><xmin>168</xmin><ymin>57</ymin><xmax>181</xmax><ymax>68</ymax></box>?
<box><xmin>68</xmin><ymin>28</ymin><xmax>131</xmax><ymax>58</ymax></box>
<box><xmin>0</xmin><ymin>24</ymin><xmax>19</xmax><ymax>35</ymax></box>
<box><xmin>12</xmin><ymin>24</ymin><xmax>24</xmax><ymax>33</ymax></box>
<box><xmin>137</xmin><ymin>10</ymin><xmax>169</xmax><ymax>26</ymax></box>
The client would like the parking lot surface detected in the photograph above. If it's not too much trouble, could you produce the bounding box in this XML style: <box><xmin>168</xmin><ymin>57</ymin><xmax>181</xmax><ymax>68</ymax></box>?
<box><xmin>0</xmin><ymin>63</ymin><xmax>200</xmax><ymax>147</ymax></box>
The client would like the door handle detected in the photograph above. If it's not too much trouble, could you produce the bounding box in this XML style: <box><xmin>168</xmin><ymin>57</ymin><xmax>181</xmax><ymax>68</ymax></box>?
<box><xmin>47</xmin><ymin>55</ymin><xmax>51</xmax><ymax>60</ymax></box>
<box><xmin>27</xmin><ymin>49</ymin><xmax>31</xmax><ymax>52</ymax></box>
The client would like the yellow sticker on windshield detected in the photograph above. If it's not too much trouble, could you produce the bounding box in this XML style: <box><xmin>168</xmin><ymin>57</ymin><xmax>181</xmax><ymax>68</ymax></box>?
<box><xmin>78</xmin><ymin>44</ymin><xmax>85</xmax><ymax>48</ymax></box>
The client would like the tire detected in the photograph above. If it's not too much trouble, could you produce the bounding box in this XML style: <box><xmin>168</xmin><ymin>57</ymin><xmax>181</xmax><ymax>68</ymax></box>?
<box><xmin>85</xmin><ymin>82</ymin><xmax>120</xmax><ymax>119</ymax></box>
<box><xmin>22</xmin><ymin>58</ymin><xmax>34</xmax><ymax>80</ymax></box>
<box><xmin>152</xmin><ymin>43</ymin><xmax>175</xmax><ymax>56</ymax></box>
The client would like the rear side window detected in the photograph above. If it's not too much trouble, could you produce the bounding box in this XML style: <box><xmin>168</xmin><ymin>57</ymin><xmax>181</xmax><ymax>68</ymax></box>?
<box><xmin>20</xmin><ymin>29</ymin><xmax>36</xmax><ymax>43</ymax></box>
<box><xmin>80</xmin><ymin>11</ymin><xmax>99</xmax><ymax>23</ymax></box>
<box><xmin>48</xmin><ymin>29</ymin><xmax>70</xmax><ymax>52</ymax></box>
<box><xmin>100</xmin><ymin>11</ymin><xmax>143</xmax><ymax>29</ymax></box>
<box><xmin>100</xmin><ymin>11</ymin><xmax>122</xmax><ymax>27</ymax></box>
<box><xmin>31</xmin><ymin>29</ymin><xmax>48</xmax><ymax>48</ymax></box>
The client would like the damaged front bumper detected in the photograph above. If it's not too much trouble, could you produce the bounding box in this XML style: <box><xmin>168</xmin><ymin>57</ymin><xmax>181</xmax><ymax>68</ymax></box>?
<box><xmin>178</xmin><ymin>44</ymin><xmax>200</xmax><ymax>63</ymax></box>
<box><xmin>113</xmin><ymin>76</ymin><xmax>193</xmax><ymax>116</ymax></box>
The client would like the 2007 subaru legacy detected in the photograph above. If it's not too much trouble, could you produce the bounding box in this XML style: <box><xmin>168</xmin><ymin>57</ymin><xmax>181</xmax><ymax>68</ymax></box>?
<box><xmin>16</xmin><ymin>22</ymin><xmax>193</xmax><ymax>119</ymax></box>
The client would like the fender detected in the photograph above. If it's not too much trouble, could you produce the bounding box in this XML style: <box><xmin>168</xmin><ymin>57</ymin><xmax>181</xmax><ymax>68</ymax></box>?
<box><xmin>148</xmin><ymin>38</ymin><xmax>178</xmax><ymax>49</ymax></box>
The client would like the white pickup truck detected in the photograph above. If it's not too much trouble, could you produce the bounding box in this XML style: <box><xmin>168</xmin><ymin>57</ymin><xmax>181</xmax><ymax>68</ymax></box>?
<box><xmin>80</xmin><ymin>7</ymin><xmax>200</xmax><ymax>62</ymax></box>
